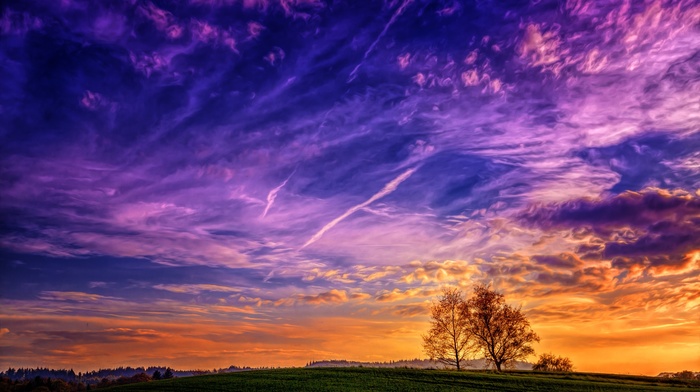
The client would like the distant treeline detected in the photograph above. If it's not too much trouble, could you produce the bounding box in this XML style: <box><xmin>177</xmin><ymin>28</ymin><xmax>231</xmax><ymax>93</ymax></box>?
<box><xmin>305</xmin><ymin>358</ymin><xmax>532</xmax><ymax>370</ymax></box>
<box><xmin>0</xmin><ymin>365</ymin><xmax>251</xmax><ymax>391</ymax></box>
<box><xmin>657</xmin><ymin>371</ymin><xmax>700</xmax><ymax>380</ymax></box>
<box><xmin>306</xmin><ymin>359</ymin><xmax>434</xmax><ymax>368</ymax></box>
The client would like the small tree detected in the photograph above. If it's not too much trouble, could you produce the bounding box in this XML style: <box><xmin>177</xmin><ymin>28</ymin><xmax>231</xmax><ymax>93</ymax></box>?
<box><xmin>467</xmin><ymin>284</ymin><xmax>539</xmax><ymax>371</ymax></box>
<box><xmin>163</xmin><ymin>368</ymin><xmax>174</xmax><ymax>379</ymax></box>
<box><xmin>152</xmin><ymin>370</ymin><xmax>162</xmax><ymax>380</ymax></box>
<box><xmin>533</xmin><ymin>353</ymin><xmax>573</xmax><ymax>372</ymax></box>
<box><xmin>422</xmin><ymin>288</ymin><xmax>472</xmax><ymax>370</ymax></box>
<box><xmin>675</xmin><ymin>370</ymin><xmax>696</xmax><ymax>380</ymax></box>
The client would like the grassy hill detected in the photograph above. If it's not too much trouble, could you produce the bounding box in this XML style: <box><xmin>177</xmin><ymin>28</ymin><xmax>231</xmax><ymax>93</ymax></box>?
<box><xmin>105</xmin><ymin>367</ymin><xmax>700</xmax><ymax>391</ymax></box>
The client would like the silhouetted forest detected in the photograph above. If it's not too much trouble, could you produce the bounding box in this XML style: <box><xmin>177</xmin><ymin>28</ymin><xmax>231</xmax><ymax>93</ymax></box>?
<box><xmin>0</xmin><ymin>366</ymin><xmax>251</xmax><ymax>391</ymax></box>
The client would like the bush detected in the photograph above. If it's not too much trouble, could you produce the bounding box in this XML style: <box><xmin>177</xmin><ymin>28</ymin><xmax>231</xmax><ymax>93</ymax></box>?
<box><xmin>675</xmin><ymin>370</ymin><xmax>697</xmax><ymax>380</ymax></box>
<box><xmin>533</xmin><ymin>353</ymin><xmax>573</xmax><ymax>372</ymax></box>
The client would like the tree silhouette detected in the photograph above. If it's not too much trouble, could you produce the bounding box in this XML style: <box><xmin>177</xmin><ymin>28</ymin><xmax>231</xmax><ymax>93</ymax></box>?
<box><xmin>163</xmin><ymin>368</ymin><xmax>174</xmax><ymax>379</ymax></box>
<box><xmin>533</xmin><ymin>353</ymin><xmax>573</xmax><ymax>372</ymax></box>
<box><xmin>422</xmin><ymin>288</ymin><xmax>472</xmax><ymax>370</ymax></box>
<box><xmin>152</xmin><ymin>370</ymin><xmax>162</xmax><ymax>380</ymax></box>
<box><xmin>467</xmin><ymin>284</ymin><xmax>539</xmax><ymax>371</ymax></box>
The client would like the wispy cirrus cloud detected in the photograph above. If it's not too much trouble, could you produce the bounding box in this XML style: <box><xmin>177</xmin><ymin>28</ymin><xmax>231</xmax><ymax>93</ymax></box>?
<box><xmin>38</xmin><ymin>291</ymin><xmax>121</xmax><ymax>302</ymax></box>
<box><xmin>262</xmin><ymin>169</ymin><xmax>295</xmax><ymax>218</ymax></box>
<box><xmin>301</xmin><ymin>167</ymin><xmax>418</xmax><ymax>249</ymax></box>
<box><xmin>153</xmin><ymin>284</ymin><xmax>240</xmax><ymax>295</ymax></box>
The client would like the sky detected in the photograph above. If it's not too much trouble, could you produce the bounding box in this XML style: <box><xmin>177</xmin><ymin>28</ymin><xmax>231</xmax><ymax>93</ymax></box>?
<box><xmin>1</xmin><ymin>0</ymin><xmax>699</xmax><ymax>376</ymax></box>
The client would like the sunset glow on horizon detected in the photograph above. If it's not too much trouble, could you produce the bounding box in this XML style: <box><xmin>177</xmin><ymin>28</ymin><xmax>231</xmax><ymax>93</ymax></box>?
<box><xmin>1</xmin><ymin>0</ymin><xmax>699</xmax><ymax>376</ymax></box>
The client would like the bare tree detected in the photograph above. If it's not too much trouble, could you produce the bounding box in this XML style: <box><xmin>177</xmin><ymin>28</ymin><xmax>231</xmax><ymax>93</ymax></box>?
<box><xmin>467</xmin><ymin>284</ymin><xmax>539</xmax><ymax>371</ymax></box>
<box><xmin>422</xmin><ymin>288</ymin><xmax>472</xmax><ymax>370</ymax></box>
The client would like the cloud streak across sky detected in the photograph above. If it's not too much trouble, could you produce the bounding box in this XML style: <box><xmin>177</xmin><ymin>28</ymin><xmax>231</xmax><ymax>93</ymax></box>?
<box><xmin>302</xmin><ymin>167</ymin><xmax>418</xmax><ymax>249</ymax></box>
<box><xmin>1</xmin><ymin>0</ymin><xmax>699</xmax><ymax>375</ymax></box>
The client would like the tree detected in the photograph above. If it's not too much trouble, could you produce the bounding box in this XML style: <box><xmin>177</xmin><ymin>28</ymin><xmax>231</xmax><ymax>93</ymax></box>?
<box><xmin>533</xmin><ymin>353</ymin><xmax>573</xmax><ymax>372</ymax></box>
<box><xmin>422</xmin><ymin>288</ymin><xmax>472</xmax><ymax>370</ymax></box>
<box><xmin>163</xmin><ymin>368</ymin><xmax>174</xmax><ymax>379</ymax></box>
<box><xmin>152</xmin><ymin>370</ymin><xmax>162</xmax><ymax>380</ymax></box>
<box><xmin>466</xmin><ymin>284</ymin><xmax>539</xmax><ymax>371</ymax></box>
<box><xmin>675</xmin><ymin>370</ymin><xmax>697</xmax><ymax>380</ymax></box>
<box><xmin>130</xmin><ymin>372</ymin><xmax>152</xmax><ymax>383</ymax></box>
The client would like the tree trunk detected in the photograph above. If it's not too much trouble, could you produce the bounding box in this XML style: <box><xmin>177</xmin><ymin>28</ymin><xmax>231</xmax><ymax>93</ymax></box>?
<box><xmin>495</xmin><ymin>361</ymin><xmax>502</xmax><ymax>372</ymax></box>
<box><xmin>456</xmin><ymin>351</ymin><xmax>461</xmax><ymax>371</ymax></box>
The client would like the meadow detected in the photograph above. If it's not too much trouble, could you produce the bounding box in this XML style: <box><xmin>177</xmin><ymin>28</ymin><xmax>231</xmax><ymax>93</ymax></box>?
<box><xmin>106</xmin><ymin>367</ymin><xmax>700</xmax><ymax>392</ymax></box>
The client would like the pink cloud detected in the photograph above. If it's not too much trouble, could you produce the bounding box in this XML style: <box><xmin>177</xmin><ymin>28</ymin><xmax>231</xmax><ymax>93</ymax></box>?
<box><xmin>264</xmin><ymin>47</ymin><xmax>285</xmax><ymax>65</ymax></box>
<box><xmin>80</xmin><ymin>90</ymin><xmax>109</xmax><ymax>110</ymax></box>
<box><xmin>247</xmin><ymin>21</ymin><xmax>265</xmax><ymax>39</ymax></box>
<box><xmin>397</xmin><ymin>53</ymin><xmax>410</xmax><ymax>70</ymax></box>
<box><xmin>191</xmin><ymin>20</ymin><xmax>238</xmax><ymax>52</ymax></box>
<box><xmin>518</xmin><ymin>23</ymin><xmax>566</xmax><ymax>74</ymax></box>
<box><xmin>129</xmin><ymin>52</ymin><xmax>168</xmax><ymax>77</ymax></box>
<box><xmin>138</xmin><ymin>3</ymin><xmax>183</xmax><ymax>39</ymax></box>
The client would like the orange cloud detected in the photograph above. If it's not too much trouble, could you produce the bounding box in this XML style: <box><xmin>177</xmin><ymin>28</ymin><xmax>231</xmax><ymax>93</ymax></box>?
<box><xmin>375</xmin><ymin>288</ymin><xmax>438</xmax><ymax>302</ymax></box>
<box><xmin>390</xmin><ymin>303</ymin><xmax>429</xmax><ymax>318</ymax></box>
<box><xmin>274</xmin><ymin>289</ymin><xmax>350</xmax><ymax>306</ymax></box>
<box><xmin>38</xmin><ymin>291</ymin><xmax>119</xmax><ymax>302</ymax></box>
<box><xmin>401</xmin><ymin>259</ymin><xmax>480</xmax><ymax>284</ymax></box>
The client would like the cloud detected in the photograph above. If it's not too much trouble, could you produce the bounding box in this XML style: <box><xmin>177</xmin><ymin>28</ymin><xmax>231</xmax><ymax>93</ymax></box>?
<box><xmin>187</xmin><ymin>0</ymin><xmax>325</xmax><ymax>19</ymax></box>
<box><xmin>520</xmin><ymin>188</ymin><xmax>699</xmax><ymax>231</ymax></box>
<box><xmin>153</xmin><ymin>284</ymin><xmax>240</xmax><ymax>294</ymax></box>
<box><xmin>129</xmin><ymin>52</ymin><xmax>169</xmax><ymax>77</ymax></box>
<box><xmin>210</xmin><ymin>305</ymin><xmax>257</xmax><ymax>314</ymax></box>
<box><xmin>375</xmin><ymin>288</ymin><xmax>438</xmax><ymax>302</ymax></box>
<box><xmin>301</xmin><ymin>167</ymin><xmax>418</xmax><ymax>249</ymax></box>
<box><xmin>137</xmin><ymin>2</ymin><xmax>183</xmax><ymax>39</ymax></box>
<box><xmin>350</xmin><ymin>292</ymin><xmax>372</xmax><ymax>301</ymax></box>
<box><xmin>390</xmin><ymin>303</ymin><xmax>428</xmax><ymax>318</ymax></box>
<box><xmin>0</xmin><ymin>328</ymin><xmax>9</xmax><ymax>337</ymax></box>
<box><xmin>262</xmin><ymin>170</ymin><xmax>295</xmax><ymax>218</ymax></box>
<box><xmin>531</xmin><ymin>253</ymin><xmax>584</xmax><ymax>269</ymax></box>
<box><xmin>30</xmin><ymin>328</ymin><xmax>167</xmax><ymax>350</ymax></box>
<box><xmin>518</xmin><ymin>187</ymin><xmax>700</xmax><ymax>278</ymax></box>
<box><xmin>302</xmin><ymin>268</ymin><xmax>355</xmax><ymax>284</ymax></box>
<box><xmin>348</xmin><ymin>0</ymin><xmax>414</xmax><ymax>82</ymax></box>
<box><xmin>38</xmin><ymin>291</ymin><xmax>119</xmax><ymax>302</ymax></box>
<box><xmin>264</xmin><ymin>47</ymin><xmax>285</xmax><ymax>66</ymax></box>
<box><xmin>247</xmin><ymin>21</ymin><xmax>265</xmax><ymax>40</ymax></box>
<box><xmin>293</xmin><ymin>289</ymin><xmax>348</xmax><ymax>305</ymax></box>
<box><xmin>0</xmin><ymin>8</ymin><xmax>42</xmax><ymax>35</ymax></box>
<box><xmin>576</xmin><ymin>132</ymin><xmax>700</xmax><ymax>193</ymax></box>
<box><xmin>80</xmin><ymin>90</ymin><xmax>110</xmax><ymax>111</ymax></box>
<box><xmin>518</xmin><ymin>24</ymin><xmax>565</xmax><ymax>71</ymax></box>
<box><xmin>190</xmin><ymin>20</ymin><xmax>237</xmax><ymax>52</ymax></box>
<box><xmin>401</xmin><ymin>260</ymin><xmax>480</xmax><ymax>284</ymax></box>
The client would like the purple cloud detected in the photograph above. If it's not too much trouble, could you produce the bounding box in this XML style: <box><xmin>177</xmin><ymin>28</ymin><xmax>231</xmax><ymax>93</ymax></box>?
<box><xmin>521</xmin><ymin>188</ymin><xmax>700</xmax><ymax>277</ymax></box>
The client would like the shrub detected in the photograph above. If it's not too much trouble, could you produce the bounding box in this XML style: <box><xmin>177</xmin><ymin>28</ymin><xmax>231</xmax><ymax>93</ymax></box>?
<box><xmin>533</xmin><ymin>353</ymin><xmax>573</xmax><ymax>372</ymax></box>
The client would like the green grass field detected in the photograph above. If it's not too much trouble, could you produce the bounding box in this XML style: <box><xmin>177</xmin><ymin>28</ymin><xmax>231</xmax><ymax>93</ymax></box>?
<box><xmin>106</xmin><ymin>367</ymin><xmax>700</xmax><ymax>392</ymax></box>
